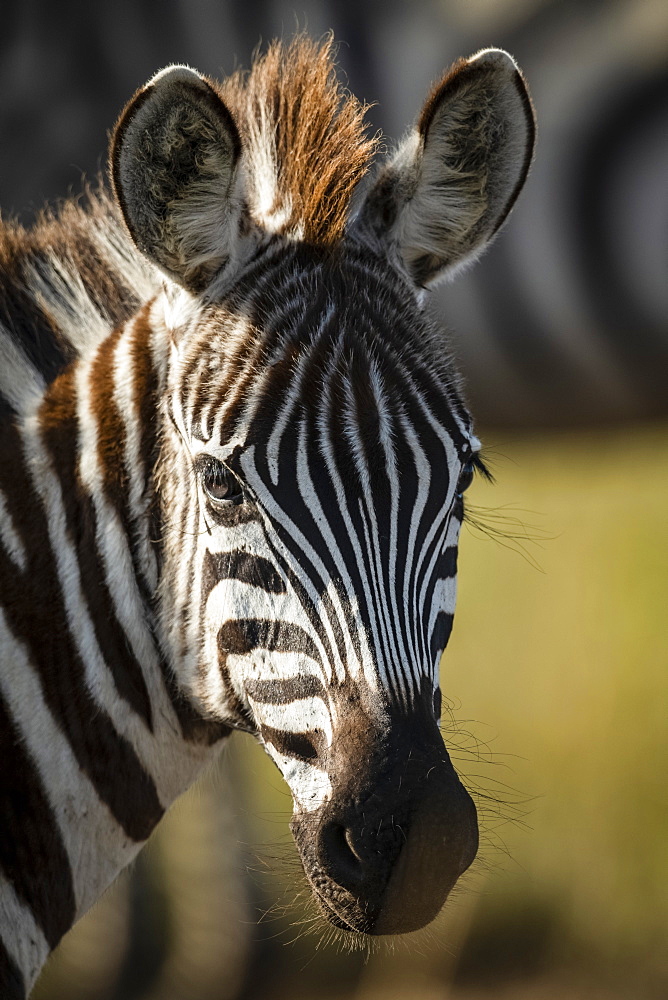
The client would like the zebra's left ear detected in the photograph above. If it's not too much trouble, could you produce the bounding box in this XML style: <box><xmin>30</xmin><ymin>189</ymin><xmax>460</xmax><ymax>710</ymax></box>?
<box><xmin>356</xmin><ymin>49</ymin><xmax>535</xmax><ymax>287</ymax></box>
<box><xmin>110</xmin><ymin>65</ymin><xmax>242</xmax><ymax>293</ymax></box>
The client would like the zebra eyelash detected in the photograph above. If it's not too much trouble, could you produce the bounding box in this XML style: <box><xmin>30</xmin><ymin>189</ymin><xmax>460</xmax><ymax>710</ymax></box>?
<box><xmin>458</xmin><ymin>452</ymin><xmax>494</xmax><ymax>524</ymax></box>
<box><xmin>471</xmin><ymin>452</ymin><xmax>494</xmax><ymax>483</ymax></box>
<box><xmin>458</xmin><ymin>452</ymin><xmax>493</xmax><ymax>497</ymax></box>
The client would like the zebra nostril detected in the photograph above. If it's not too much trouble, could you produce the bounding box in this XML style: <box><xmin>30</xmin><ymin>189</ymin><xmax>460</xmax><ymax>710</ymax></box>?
<box><xmin>319</xmin><ymin>821</ymin><xmax>364</xmax><ymax>889</ymax></box>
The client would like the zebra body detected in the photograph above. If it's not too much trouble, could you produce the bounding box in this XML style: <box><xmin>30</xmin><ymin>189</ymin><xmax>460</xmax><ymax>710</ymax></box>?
<box><xmin>0</xmin><ymin>37</ymin><xmax>534</xmax><ymax>996</ymax></box>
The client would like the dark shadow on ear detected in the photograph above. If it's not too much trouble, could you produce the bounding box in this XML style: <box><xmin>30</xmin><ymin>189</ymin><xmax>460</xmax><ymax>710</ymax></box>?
<box><xmin>110</xmin><ymin>66</ymin><xmax>242</xmax><ymax>293</ymax></box>
<box><xmin>355</xmin><ymin>49</ymin><xmax>535</xmax><ymax>288</ymax></box>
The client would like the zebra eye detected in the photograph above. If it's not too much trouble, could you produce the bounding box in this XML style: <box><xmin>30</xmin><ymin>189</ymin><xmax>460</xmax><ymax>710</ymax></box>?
<box><xmin>457</xmin><ymin>460</ymin><xmax>476</xmax><ymax>497</ymax></box>
<box><xmin>200</xmin><ymin>458</ymin><xmax>243</xmax><ymax>503</ymax></box>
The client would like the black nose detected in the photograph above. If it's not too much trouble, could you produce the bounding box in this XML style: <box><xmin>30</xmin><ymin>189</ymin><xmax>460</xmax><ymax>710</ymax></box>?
<box><xmin>317</xmin><ymin>819</ymin><xmax>367</xmax><ymax>893</ymax></box>
<box><xmin>292</xmin><ymin>756</ymin><xmax>479</xmax><ymax>935</ymax></box>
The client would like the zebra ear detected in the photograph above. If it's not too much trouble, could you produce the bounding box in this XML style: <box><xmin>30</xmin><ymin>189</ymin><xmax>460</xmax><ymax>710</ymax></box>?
<box><xmin>357</xmin><ymin>49</ymin><xmax>535</xmax><ymax>287</ymax></box>
<box><xmin>110</xmin><ymin>65</ymin><xmax>242</xmax><ymax>293</ymax></box>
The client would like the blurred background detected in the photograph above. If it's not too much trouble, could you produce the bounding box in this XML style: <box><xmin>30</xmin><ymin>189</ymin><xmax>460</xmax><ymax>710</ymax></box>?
<box><xmin>2</xmin><ymin>1</ymin><xmax>666</xmax><ymax>998</ymax></box>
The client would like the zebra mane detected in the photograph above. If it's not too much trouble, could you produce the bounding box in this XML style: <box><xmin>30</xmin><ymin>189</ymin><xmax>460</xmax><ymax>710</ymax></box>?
<box><xmin>0</xmin><ymin>187</ymin><xmax>159</xmax><ymax>411</ymax></box>
<box><xmin>0</xmin><ymin>36</ymin><xmax>378</xmax><ymax>415</ymax></box>
<box><xmin>217</xmin><ymin>34</ymin><xmax>378</xmax><ymax>243</ymax></box>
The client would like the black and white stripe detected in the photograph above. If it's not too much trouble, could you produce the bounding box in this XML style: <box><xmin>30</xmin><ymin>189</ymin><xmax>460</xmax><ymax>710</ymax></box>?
<box><xmin>1</xmin><ymin>38</ymin><xmax>535</xmax><ymax>988</ymax></box>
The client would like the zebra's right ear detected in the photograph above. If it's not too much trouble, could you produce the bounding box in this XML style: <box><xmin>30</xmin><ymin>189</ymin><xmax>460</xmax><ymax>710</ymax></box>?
<box><xmin>356</xmin><ymin>49</ymin><xmax>535</xmax><ymax>287</ymax></box>
<box><xmin>110</xmin><ymin>65</ymin><xmax>242</xmax><ymax>293</ymax></box>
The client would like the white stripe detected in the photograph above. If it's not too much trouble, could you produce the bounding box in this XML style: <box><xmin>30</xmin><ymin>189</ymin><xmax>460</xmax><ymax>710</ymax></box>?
<box><xmin>222</xmin><ymin>647</ymin><xmax>325</xmax><ymax>686</ymax></box>
<box><xmin>416</xmin><ymin>514</ymin><xmax>458</xmax><ymax>665</ymax></box>
<box><xmin>20</xmin><ymin>410</ymin><xmax>210</xmax><ymax>805</ymax></box>
<box><xmin>112</xmin><ymin>315</ymin><xmax>158</xmax><ymax>590</ymax></box>
<box><xmin>398</xmin><ymin>415</ymin><xmax>432</xmax><ymax>669</ymax></box>
<box><xmin>262</xmin><ymin>746</ymin><xmax>332</xmax><ymax>812</ymax></box>
<box><xmin>164</xmin><ymin>454</ymin><xmax>205</xmax><ymax>709</ymax></box>
<box><xmin>25</xmin><ymin>253</ymin><xmax>111</xmax><ymax>354</ymax></box>
<box><xmin>87</xmin><ymin>204</ymin><xmax>157</xmax><ymax>306</ymax></box>
<box><xmin>0</xmin><ymin>610</ymin><xmax>137</xmax><ymax>921</ymax></box>
<box><xmin>0</xmin><ymin>322</ymin><xmax>46</xmax><ymax>414</ymax></box>
<box><xmin>429</xmin><ymin>576</ymin><xmax>458</xmax><ymax>645</ymax></box>
<box><xmin>419</xmin><ymin>516</ymin><xmax>461</xmax><ymax>670</ymax></box>
<box><xmin>266</xmin><ymin>303</ymin><xmax>335</xmax><ymax>485</ymax></box>
<box><xmin>249</xmin><ymin>694</ymin><xmax>333</xmax><ymax>747</ymax></box>
<box><xmin>341</xmin><ymin>374</ymin><xmax>371</xmax><ymax>496</ymax></box>
<box><xmin>0</xmin><ymin>488</ymin><xmax>27</xmax><ymax>571</ymax></box>
<box><xmin>295</xmin><ymin>421</ymin><xmax>360</xmax><ymax>685</ymax></box>
<box><xmin>162</xmin><ymin>371</ymin><xmax>207</xmax><ymax>705</ymax></box>
<box><xmin>365</xmin><ymin>378</ymin><xmax>411</xmax><ymax>688</ymax></box>
<box><xmin>358</xmin><ymin>501</ymin><xmax>407</xmax><ymax>702</ymax></box>
<box><xmin>0</xmin><ymin>873</ymin><xmax>49</xmax><ymax>995</ymax></box>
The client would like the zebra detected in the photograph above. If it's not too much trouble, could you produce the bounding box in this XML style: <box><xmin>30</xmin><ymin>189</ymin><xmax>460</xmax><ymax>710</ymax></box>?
<box><xmin>0</xmin><ymin>36</ymin><xmax>534</xmax><ymax>997</ymax></box>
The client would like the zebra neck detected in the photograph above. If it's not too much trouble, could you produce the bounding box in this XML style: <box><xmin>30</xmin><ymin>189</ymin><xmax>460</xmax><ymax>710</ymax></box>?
<box><xmin>0</xmin><ymin>306</ymin><xmax>226</xmax><ymax>996</ymax></box>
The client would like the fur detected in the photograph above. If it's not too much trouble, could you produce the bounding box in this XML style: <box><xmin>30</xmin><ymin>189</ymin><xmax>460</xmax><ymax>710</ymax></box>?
<box><xmin>357</xmin><ymin>48</ymin><xmax>535</xmax><ymax>286</ymax></box>
<box><xmin>218</xmin><ymin>35</ymin><xmax>378</xmax><ymax>243</ymax></box>
<box><xmin>0</xmin><ymin>37</ymin><xmax>535</xmax><ymax>992</ymax></box>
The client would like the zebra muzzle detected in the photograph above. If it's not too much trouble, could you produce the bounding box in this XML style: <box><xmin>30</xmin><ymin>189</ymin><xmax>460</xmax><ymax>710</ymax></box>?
<box><xmin>290</xmin><ymin>733</ymin><xmax>478</xmax><ymax>935</ymax></box>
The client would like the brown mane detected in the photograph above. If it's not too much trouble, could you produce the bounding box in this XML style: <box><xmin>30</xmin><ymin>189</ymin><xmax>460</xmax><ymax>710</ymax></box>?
<box><xmin>0</xmin><ymin>36</ymin><xmax>379</xmax><ymax>409</ymax></box>
<box><xmin>217</xmin><ymin>35</ymin><xmax>378</xmax><ymax>244</ymax></box>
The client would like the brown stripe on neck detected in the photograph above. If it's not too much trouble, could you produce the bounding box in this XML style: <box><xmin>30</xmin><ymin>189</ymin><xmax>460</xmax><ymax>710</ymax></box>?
<box><xmin>39</xmin><ymin>365</ymin><xmax>155</xmax><ymax>730</ymax></box>
<box><xmin>0</xmin><ymin>690</ymin><xmax>76</xmax><ymax>952</ymax></box>
<box><xmin>0</xmin><ymin>413</ymin><xmax>163</xmax><ymax>841</ymax></box>
<box><xmin>88</xmin><ymin>317</ymin><xmax>157</xmax><ymax>601</ymax></box>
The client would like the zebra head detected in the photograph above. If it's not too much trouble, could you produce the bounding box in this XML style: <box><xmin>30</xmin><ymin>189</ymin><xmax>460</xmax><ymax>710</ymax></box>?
<box><xmin>111</xmin><ymin>40</ymin><xmax>534</xmax><ymax>935</ymax></box>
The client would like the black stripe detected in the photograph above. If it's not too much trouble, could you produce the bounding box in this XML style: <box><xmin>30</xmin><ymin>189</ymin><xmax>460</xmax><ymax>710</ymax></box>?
<box><xmin>421</xmin><ymin>542</ymin><xmax>459</xmax><ymax>674</ymax></box>
<box><xmin>203</xmin><ymin>549</ymin><xmax>286</xmax><ymax>595</ymax></box>
<box><xmin>414</xmin><ymin>520</ymin><xmax>451</xmax><ymax>672</ymax></box>
<box><xmin>0</xmin><ymin>250</ymin><xmax>72</xmax><ymax>385</ymax></box>
<box><xmin>246</xmin><ymin>673</ymin><xmax>326</xmax><ymax>705</ymax></box>
<box><xmin>260</xmin><ymin>725</ymin><xmax>325</xmax><ymax>762</ymax></box>
<box><xmin>0</xmin><ymin>394</ymin><xmax>16</xmax><ymax>421</ymax></box>
<box><xmin>218</xmin><ymin>618</ymin><xmax>322</xmax><ymax>665</ymax></box>
<box><xmin>0</xmin><ymin>936</ymin><xmax>25</xmax><ymax>1000</ymax></box>
<box><xmin>40</xmin><ymin>367</ymin><xmax>155</xmax><ymax>730</ymax></box>
<box><xmin>0</xmin><ymin>416</ymin><xmax>163</xmax><ymax>842</ymax></box>
<box><xmin>441</xmin><ymin>546</ymin><xmax>458</xmax><ymax>579</ymax></box>
<box><xmin>430</xmin><ymin>611</ymin><xmax>454</xmax><ymax>666</ymax></box>
<box><xmin>74</xmin><ymin>489</ymin><xmax>155</xmax><ymax>729</ymax></box>
<box><xmin>0</xmin><ymin>689</ymin><xmax>76</xmax><ymax>951</ymax></box>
